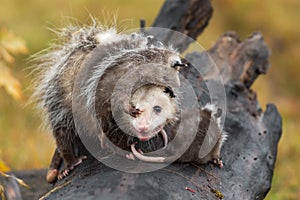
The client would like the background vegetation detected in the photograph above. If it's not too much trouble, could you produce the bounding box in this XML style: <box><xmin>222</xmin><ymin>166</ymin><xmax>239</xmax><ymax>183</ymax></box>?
<box><xmin>0</xmin><ymin>0</ymin><xmax>299</xmax><ymax>199</ymax></box>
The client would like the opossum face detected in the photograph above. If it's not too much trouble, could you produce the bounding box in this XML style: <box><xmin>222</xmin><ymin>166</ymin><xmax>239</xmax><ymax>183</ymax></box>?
<box><xmin>129</xmin><ymin>86</ymin><xmax>177</xmax><ymax>141</ymax></box>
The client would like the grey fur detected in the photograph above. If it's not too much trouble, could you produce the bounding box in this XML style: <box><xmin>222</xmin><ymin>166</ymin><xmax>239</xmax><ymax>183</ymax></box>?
<box><xmin>33</xmin><ymin>24</ymin><xmax>181</xmax><ymax>135</ymax></box>
<box><xmin>32</xmin><ymin>23</ymin><xmax>184</xmax><ymax>181</ymax></box>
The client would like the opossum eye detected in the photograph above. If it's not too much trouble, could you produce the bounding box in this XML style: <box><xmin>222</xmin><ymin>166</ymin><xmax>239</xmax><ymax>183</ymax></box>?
<box><xmin>171</xmin><ymin>61</ymin><xmax>188</xmax><ymax>70</ymax></box>
<box><xmin>153</xmin><ymin>106</ymin><xmax>162</xmax><ymax>114</ymax></box>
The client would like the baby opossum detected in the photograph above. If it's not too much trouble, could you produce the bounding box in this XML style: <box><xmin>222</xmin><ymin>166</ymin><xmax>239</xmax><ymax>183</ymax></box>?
<box><xmin>33</xmin><ymin>22</ymin><xmax>226</xmax><ymax>183</ymax></box>
<box><xmin>98</xmin><ymin>84</ymin><xmax>177</xmax><ymax>160</ymax></box>
<box><xmin>130</xmin><ymin>85</ymin><xmax>177</xmax><ymax>141</ymax></box>
<box><xmin>128</xmin><ymin>103</ymin><xmax>227</xmax><ymax>168</ymax></box>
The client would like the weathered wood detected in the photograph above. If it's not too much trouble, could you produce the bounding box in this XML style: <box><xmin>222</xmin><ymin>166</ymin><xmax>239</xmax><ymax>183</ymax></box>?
<box><xmin>13</xmin><ymin>31</ymin><xmax>280</xmax><ymax>200</ymax></box>
<box><xmin>150</xmin><ymin>0</ymin><xmax>213</xmax><ymax>52</ymax></box>
<box><xmin>36</xmin><ymin>31</ymin><xmax>281</xmax><ymax>200</ymax></box>
<box><xmin>208</xmin><ymin>32</ymin><xmax>270</xmax><ymax>88</ymax></box>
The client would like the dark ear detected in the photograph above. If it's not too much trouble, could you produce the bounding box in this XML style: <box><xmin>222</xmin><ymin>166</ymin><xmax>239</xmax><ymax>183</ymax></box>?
<box><xmin>126</xmin><ymin>103</ymin><xmax>142</xmax><ymax>118</ymax></box>
<box><xmin>164</xmin><ymin>86</ymin><xmax>176</xmax><ymax>98</ymax></box>
<box><xmin>171</xmin><ymin>60</ymin><xmax>189</xmax><ymax>71</ymax></box>
<box><xmin>214</xmin><ymin>108</ymin><xmax>222</xmax><ymax>118</ymax></box>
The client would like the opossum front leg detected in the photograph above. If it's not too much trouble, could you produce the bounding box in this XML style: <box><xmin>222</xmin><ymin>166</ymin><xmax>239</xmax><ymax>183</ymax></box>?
<box><xmin>46</xmin><ymin>147</ymin><xmax>89</xmax><ymax>182</ymax></box>
<box><xmin>53</xmin><ymin>128</ymin><xmax>87</xmax><ymax>181</ymax></box>
<box><xmin>211</xmin><ymin>139</ymin><xmax>223</xmax><ymax>168</ymax></box>
<box><xmin>199</xmin><ymin>138</ymin><xmax>223</xmax><ymax>168</ymax></box>
<box><xmin>57</xmin><ymin>155</ymin><xmax>87</xmax><ymax>180</ymax></box>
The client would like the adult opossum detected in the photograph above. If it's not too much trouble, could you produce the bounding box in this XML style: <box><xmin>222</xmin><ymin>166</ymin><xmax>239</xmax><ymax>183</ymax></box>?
<box><xmin>33</xmin><ymin>23</ymin><xmax>226</xmax><ymax>183</ymax></box>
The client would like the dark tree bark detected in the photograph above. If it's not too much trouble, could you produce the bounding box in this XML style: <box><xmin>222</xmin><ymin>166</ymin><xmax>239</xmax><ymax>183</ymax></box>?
<box><xmin>2</xmin><ymin>0</ymin><xmax>282</xmax><ymax>200</ymax></box>
<box><xmin>150</xmin><ymin>0</ymin><xmax>212</xmax><ymax>52</ymax></box>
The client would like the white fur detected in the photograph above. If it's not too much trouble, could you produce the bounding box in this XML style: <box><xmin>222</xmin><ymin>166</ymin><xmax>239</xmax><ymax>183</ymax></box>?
<box><xmin>203</xmin><ymin>103</ymin><xmax>228</xmax><ymax>148</ymax></box>
<box><xmin>203</xmin><ymin>103</ymin><xmax>221</xmax><ymax>129</ymax></box>
<box><xmin>95</xmin><ymin>28</ymin><xmax>125</xmax><ymax>45</ymax></box>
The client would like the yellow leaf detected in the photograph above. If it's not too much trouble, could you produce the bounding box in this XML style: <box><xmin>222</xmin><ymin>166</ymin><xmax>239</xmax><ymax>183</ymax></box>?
<box><xmin>0</xmin><ymin>160</ymin><xmax>10</xmax><ymax>172</ymax></box>
<box><xmin>14</xmin><ymin>177</ymin><xmax>30</xmax><ymax>189</ymax></box>
<box><xmin>0</xmin><ymin>185</ymin><xmax>6</xmax><ymax>200</ymax></box>
<box><xmin>0</xmin><ymin>172</ymin><xmax>30</xmax><ymax>189</ymax></box>
<box><xmin>0</xmin><ymin>28</ymin><xmax>28</xmax><ymax>55</ymax></box>
<box><xmin>0</xmin><ymin>46</ymin><xmax>15</xmax><ymax>64</ymax></box>
<box><xmin>0</xmin><ymin>62</ymin><xmax>22</xmax><ymax>100</ymax></box>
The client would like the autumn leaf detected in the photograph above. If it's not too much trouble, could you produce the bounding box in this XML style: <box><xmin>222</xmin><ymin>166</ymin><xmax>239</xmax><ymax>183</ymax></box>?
<box><xmin>0</xmin><ymin>27</ymin><xmax>28</xmax><ymax>101</ymax></box>
<box><xmin>0</xmin><ymin>171</ymin><xmax>30</xmax><ymax>189</ymax></box>
<box><xmin>0</xmin><ymin>159</ymin><xmax>10</xmax><ymax>172</ymax></box>
<box><xmin>0</xmin><ymin>46</ymin><xmax>15</xmax><ymax>64</ymax></box>
<box><xmin>0</xmin><ymin>28</ymin><xmax>28</xmax><ymax>57</ymax></box>
<box><xmin>0</xmin><ymin>185</ymin><xmax>5</xmax><ymax>200</ymax></box>
<box><xmin>0</xmin><ymin>62</ymin><xmax>22</xmax><ymax>100</ymax></box>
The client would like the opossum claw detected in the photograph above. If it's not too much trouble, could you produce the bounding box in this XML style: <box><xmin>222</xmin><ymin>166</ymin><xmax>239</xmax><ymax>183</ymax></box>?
<box><xmin>126</xmin><ymin>153</ymin><xmax>135</xmax><ymax>160</ymax></box>
<box><xmin>57</xmin><ymin>155</ymin><xmax>87</xmax><ymax>180</ymax></box>
<box><xmin>213</xmin><ymin>158</ymin><xmax>224</xmax><ymax>168</ymax></box>
<box><xmin>58</xmin><ymin>169</ymin><xmax>69</xmax><ymax>180</ymax></box>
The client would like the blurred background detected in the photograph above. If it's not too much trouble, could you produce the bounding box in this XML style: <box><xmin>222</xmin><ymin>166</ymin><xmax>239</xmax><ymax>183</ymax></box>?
<box><xmin>0</xmin><ymin>0</ymin><xmax>299</xmax><ymax>199</ymax></box>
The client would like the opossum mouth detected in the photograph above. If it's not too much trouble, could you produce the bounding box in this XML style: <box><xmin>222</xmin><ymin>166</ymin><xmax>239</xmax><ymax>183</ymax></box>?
<box><xmin>136</xmin><ymin>125</ymin><xmax>165</xmax><ymax>142</ymax></box>
<box><xmin>130</xmin><ymin>128</ymin><xmax>169</xmax><ymax>163</ymax></box>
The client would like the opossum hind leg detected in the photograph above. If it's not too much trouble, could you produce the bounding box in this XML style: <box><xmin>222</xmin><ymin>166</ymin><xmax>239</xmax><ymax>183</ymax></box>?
<box><xmin>47</xmin><ymin>148</ymin><xmax>62</xmax><ymax>183</ymax></box>
<box><xmin>212</xmin><ymin>157</ymin><xmax>223</xmax><ymax>168</ymax></box>
<box><xmin>210</xmin><ymin>140</ymin><xmax>223</xmax><ymax>168</ymax></box>
<box><xmin>57</xmin><ymin>155</ymin><xmax>87</xmax><ymax>180</ymax></box>
<box><xmin>47</xmin><ymin>146</ymin><xmax>87</xmax><ymax>183</ymax></box>
<box><xmin>54</xmin><ymin>128</ymin><xmax>87</xmax><ymax>181</ymax></box>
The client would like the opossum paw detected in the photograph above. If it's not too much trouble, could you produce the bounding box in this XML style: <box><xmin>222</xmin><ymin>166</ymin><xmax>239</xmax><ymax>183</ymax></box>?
<box><xmin>46</xmin><ymin>169</ymin><xmax>59</xmax><ymax>183</ymax></box>
<box><xmin>126</xmin><ymin>153</ymin><xmax>135</xmax><ymax>160</ymax></box>
<box><xmin>57</xmin><ymin>155</ymin><xmax>87</xmax><ymax>180</ymax></box>
<box><xmin>213</xmin><ymin>158</ymin><xmax>223</xmax><ymax>168</ymax></box>
<box><xmin>138</xmin><ymin>149</ymin><xmax>144</xmax><ymax>154</ymax></box>
<box><xmin>58</xmin><ymin>169</ymin><xmax>70</xmax><ymax>180</ymax></box>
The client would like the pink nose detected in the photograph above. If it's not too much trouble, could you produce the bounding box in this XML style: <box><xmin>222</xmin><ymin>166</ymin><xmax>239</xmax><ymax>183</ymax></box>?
<box><xmin>138</xmin><ymin>124</ymin><xmax>149</xmax><ymax>132</ymax></box>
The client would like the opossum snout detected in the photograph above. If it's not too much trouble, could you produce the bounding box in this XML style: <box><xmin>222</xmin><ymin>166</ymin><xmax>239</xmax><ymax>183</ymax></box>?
<box><xmin>131</xmin><ymin>117</ymin><xmax>164</xmax><ymax>142</ymax></box>
<box><xmin>137</xmin><ymin>123</ymin><xmax>149</xmax><ymax>133</ymax></box>
<box><xmin>132</xmin><ymin>118</ymin><xmax>151</xmax><ymax>135</ymax></box>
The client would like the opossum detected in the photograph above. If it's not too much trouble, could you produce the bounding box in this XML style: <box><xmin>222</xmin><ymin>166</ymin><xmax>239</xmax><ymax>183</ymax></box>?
<box><xmin>128</xmin><ymin>103</ymin><xmax>227</xmax><ymax>168</ymax></box>
<box><xmin>33</xmin><ymin>22</ymin><xmax>226</xmax><ymax>183</ymax></box>
<box><xmin>99</xmin><ymin>84</ymin><xmax>178</xmax><ymax>161</ymax></box>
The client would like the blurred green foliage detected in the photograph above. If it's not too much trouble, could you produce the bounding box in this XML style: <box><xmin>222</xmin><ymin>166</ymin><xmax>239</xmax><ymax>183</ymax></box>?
<box><xmin>0</xmin><ymin>0</ymin><xmax>299</xmax><ymax>199</ymax></box>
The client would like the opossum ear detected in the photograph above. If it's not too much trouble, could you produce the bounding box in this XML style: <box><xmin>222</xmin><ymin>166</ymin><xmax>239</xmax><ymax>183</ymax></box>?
<box><xmin>127</xmin><ymin>104</ymin><xmax>142</xmax><ymax>118</ymax></box>
<box><xmin>164</xmin><ymin>86</ymin><xmax>176</xmax><ymax>98</ymax></box>
<box><xmin>171</xmin><ymin>60</ymin><xmax>188</xmax><ymax>71</ymax></box>
<box><xmin>214</xmin><ymin>108</ymin><xmax>222</xmax><ymax>118</ymax></box>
